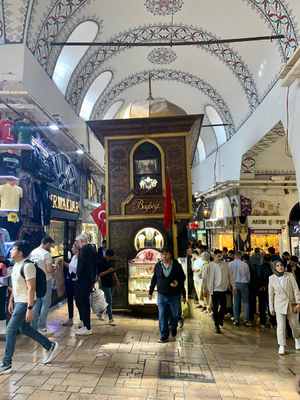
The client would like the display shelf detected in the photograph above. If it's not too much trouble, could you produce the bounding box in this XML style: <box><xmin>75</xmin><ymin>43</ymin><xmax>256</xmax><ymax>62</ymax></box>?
<box><xmin>129</xmin><ymin>277</ymin><xmax>152</xmax><ymax>280</ymax></box>
<box><xmin>0</xmin><ymin>176</ymin><xmax>19</xmax><ymax>184</ymax></box>
<box><xmin>0</xmin><ymin>144</ymin><xmax>34</xmax><ymax>151</ymax></box>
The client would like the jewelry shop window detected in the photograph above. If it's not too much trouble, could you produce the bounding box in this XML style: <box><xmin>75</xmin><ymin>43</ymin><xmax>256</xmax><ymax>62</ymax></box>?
<box><xmin>134</xmin><ymin>227</ymin><xmax>164</xmax><ymax>251</ymax></box>
<box><xmin>133</xmin><ymin>142</ymin><xmax>162</xmax><ymax>190</ymax></box>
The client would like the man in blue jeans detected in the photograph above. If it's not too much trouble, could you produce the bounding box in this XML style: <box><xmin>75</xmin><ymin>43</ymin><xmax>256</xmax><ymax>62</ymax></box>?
<box><xmin>149</xmin><ymin>247</ymin><xmax>186</xmax><ymax>343</ymax></box>
<box><xmin>0</xmin><ymin>240</ymin><xmax>58</xmax><ymax>375</ymax></box>
<box><xmin>228</xmin><ymin>251</ymin><xmax>252</xmax><ymax>327</ymax></box>
<box><xmin>97</xmin><ymin>249</ymin><xmax>120</xmax><ymax>326</ymax></box>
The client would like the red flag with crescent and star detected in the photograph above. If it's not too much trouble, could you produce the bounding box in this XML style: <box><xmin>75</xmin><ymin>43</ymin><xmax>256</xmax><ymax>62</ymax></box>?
<box><xmin>90</xmin><ymin>202</ymin><xmax>106</xmax><ymax>238</ymax></box>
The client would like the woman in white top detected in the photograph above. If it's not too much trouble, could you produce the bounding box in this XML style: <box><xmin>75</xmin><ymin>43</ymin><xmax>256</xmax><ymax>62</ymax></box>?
<box><xmin>59</xmin><ymin>242</ymin><xmax>80</xmax><ymax>326</ymax></box>
<box><xmin>269</xmin><ymin>260</ymin><xmax>300</xmax><ymax>355</ymax></box>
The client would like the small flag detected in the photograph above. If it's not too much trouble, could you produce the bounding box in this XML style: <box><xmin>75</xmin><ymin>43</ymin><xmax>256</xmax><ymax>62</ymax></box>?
<box><xmin>164</xmin><ymin>172</ymin><xmax>173</xmax><ymax>229</ymax></box>
<box><xmin>91</xmin><ymin>202</ymin><xmax>106</xmax><ymax>238</ymax></box>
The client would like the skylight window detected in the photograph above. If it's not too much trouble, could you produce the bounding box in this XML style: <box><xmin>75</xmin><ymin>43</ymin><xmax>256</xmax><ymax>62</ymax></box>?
<box><xmin>53</xmin><ymin>21</ymin><xmax>98</xmax><ymax>95</ymax></box>
<box><xmin>79</xmin><ymin>71</ymin><xmax>112</xmax><ymax>121</ymax></box>
<box><xmin>103</xmin><ymin>101</ymin><xmax>124</xmax><ymax>120</ymax></box>
<box><xmin>205</xmin><ymin>105</ymin><xmax>226</xmax><ymax>147</ymax></box>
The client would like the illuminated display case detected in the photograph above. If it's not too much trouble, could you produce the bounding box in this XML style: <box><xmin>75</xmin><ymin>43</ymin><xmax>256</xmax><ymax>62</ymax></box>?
<box><xmin>128</xmin><ymin>249</ymin><xmax>161</xmax><ymax>306</ymax></box>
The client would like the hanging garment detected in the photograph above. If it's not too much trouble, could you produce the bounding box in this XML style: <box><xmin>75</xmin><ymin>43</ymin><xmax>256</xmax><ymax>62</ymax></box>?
<box><xmin>0</xmin><ymin>152</ymin><xmax>21</xmax><ymax>177</ymax></box>
<box><xmin>40</xmin><ymin>182</ymin><xmax>52</xmax><ymax>226</ymax></box>
<box><xmin>0</xmin><ymin>183</ymin><xmax>23</xmax><ymax>210</ymax></box>
<box><xmin>0</xmin><ymin>119</ymin><xmax>16</xmax><ymax>144</ymax></box>
<box><xmin>21</xmin><ymin>149</ymin><xmax>39</xmax><ymax>174</ymax></box>
<box><xmin>32</xmin><ymin>182</ymin><xmax>42</xmax><ymax>224</ymax></box>
<box><xmin>13</xmin><ymin>121</ymin><xmax>37</xmax><ymax>144</ymax></box>
<box><xmin>0</xmin><ymin>216</ymin><xmax>22</xmax><ymax>241</ymax></box>
<box><xmin>0</xmin><ymin>228</ymin><xmax>10</xmax><ymax>259</ymax></box>
<box><xmin>19</xmin><ymin>175</ymin><xmax>37</xmax><ymax>218</ymax></box>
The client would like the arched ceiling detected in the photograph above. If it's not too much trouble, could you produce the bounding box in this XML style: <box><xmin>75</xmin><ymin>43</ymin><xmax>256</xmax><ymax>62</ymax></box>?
<box><xmin>1</xmin><ymin>0</ymin><xmax>300</xmax><ymax>152</ymax></box>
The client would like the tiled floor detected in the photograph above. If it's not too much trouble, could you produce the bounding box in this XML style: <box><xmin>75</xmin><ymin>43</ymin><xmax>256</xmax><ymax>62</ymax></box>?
<box><xmin>1</xmin><ymin>302</ymin><xmax>300</xmax><ymax>400</ymax></box>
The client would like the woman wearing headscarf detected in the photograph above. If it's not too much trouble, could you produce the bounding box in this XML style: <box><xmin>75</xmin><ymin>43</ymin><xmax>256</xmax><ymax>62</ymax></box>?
<box><xmin>196</xmin><ymin>252</ymin><xmax>212</xmax><ymax>313</ymax></box>
<box><xmin>269</xmin><ymin>260</ymin><xmax>300</xmax><ymax>354</ymax></box>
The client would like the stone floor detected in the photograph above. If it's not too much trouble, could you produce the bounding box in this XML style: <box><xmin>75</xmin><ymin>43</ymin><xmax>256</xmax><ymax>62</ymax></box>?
<box><xmin>1</xmin><ymin>302</ymin><xmax>300</xmax><ymax>400</ymax></box>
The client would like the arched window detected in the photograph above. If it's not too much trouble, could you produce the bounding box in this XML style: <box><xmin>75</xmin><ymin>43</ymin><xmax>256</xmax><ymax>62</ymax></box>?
<box><xmin>198</xmin><ymin>137</ymin><xmax>206</xmax><ymax>162</ymax></box>
<box><xmin>79</xmin><ymin>71</ymin><xmax>112</xmax><ymax>121</ymax></box>
<box><xmin>205</xmin><ymin>105</ymin><xmax>226</xmax><ymax>147</ymax></box>
<box><xmin>103</xmin><ymin>100</ymin><xmax>124</xmax><ymax>120</ymax></box>
<box><xmin>133</xmin><ymin>142</ymin><xmax>162</xmax><ymax>189</ymax></box>
<box><xmin>53</xmin><ymin>21</ymin><xmax>98</xmax><ymax>95</ymax></box>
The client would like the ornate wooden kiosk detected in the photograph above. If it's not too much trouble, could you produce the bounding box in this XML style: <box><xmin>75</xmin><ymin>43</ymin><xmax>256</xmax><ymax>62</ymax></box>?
<box><xmin>88</xmin><ymin>114</ymin><xmax>203</xmax><ymax>310</ymax></box>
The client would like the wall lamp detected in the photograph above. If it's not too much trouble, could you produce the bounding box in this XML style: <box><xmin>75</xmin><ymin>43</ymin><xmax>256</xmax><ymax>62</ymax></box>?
<box><xmin>194</xmin><ymin>195</ymin><xmax>212</xmax><ymax>221</ymax></box>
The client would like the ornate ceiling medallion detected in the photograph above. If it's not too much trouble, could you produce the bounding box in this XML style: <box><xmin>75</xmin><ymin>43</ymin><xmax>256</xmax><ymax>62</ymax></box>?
<box><xmin>145</xmin><ymin>0</ymin><xmax>183</xmax><ymax>16</ymax></box>
<box><xmin>147</xmin><ymin>48</ymin><xmax>177</xmax><ymax>64</ymax></box>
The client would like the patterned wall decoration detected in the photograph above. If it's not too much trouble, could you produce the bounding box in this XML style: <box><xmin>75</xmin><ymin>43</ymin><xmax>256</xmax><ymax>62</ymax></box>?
<box><xmin>145</xmin><ymin>0</ymin><xmax>183</xmax><ymax>16</ymax></box>
<box><xmin>32</xmin><ymin>0</ymin><xmax>88</xmax><ymax>68</ymax></box>
<box><xmin>0</xmin><ymin>1</ymin><xmax>4</xmax><ymax>45</ymax></box>
<box><xmin>2</xmin><ymin>0</ymin><xmax>30</xmax><ymax>43</ymax></box>
<box><xmin>93</xmin><ymin>70</ymin><xmax>235</xmax><ymax>138</ymax></box>
<box><xmin>147</xmin><ymin>48</ymin><xmax>177</xmax><ymax>64</ymax></box>
<box><xmin>240</xmin><ymin>121</ymin><xmax>285</xmax><ymax>175</ymax></box>
<box><xmin>247</xmin><ymin>0</ymin><xmax>298</xmax><ymax>61</ymax></box>
<box><xmin>108</xmin><ymin>139</ymin><xmax>135</xmax><ymax>216</ymax></box>
<box><xmin>67</xmin><ymin>25</ymin><xmax>257</xmax><ymax>115</ymax></box>
<box><xmin>156</xmin><ymin>136</ymin><xmax>189</xmax><ymax>213</ymax></box>
<box><xmin>240</xmin><ymin>195</ymin><xmax>252</xmax><ymax>216</ymax></box>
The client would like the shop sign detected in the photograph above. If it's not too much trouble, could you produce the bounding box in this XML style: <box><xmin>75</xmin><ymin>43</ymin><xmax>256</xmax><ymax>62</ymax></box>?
<box><xmin>250</xmin><ymin>229</ymin><xmax>282</xmax><ymax>235</ymax></box>
<box><xmin>125</xmin><ymin>195</ymin><xmax>165</xmax><ymax>215</ymax></box>
<box><xmin>51</xmin><ymin>195</ymin><xmax>79</xmax><ymax>213</ymax></box>
<box><xmin>247</xmin><ymin>216</ymin><xmax>287</xmax><ymax>229</ymax></box>
<box><xmin>205</xmin><ymin>217</ymin><xmax>233</xmax><ymax>229</ymax></box>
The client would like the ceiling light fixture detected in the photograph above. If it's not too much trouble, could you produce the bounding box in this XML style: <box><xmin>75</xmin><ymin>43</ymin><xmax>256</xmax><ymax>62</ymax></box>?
<box><xmin>76</xmin><ymin>149</ymin><xmax>84</xmax><ymax>155</ymax></box>
<box><xmin>49</xmin><ymin>124</ymin><xmax>59</xmax><ymax>131</ymax></box>
<box><xmin>51</xmin><ymin>34</ymin><xmax>285</xmax><ymax>48</ymax></box>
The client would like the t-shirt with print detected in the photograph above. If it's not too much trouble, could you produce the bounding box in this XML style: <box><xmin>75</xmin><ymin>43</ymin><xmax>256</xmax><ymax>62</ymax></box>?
<box><xmin>0</xmin><ymin>119</ymin><xmax>16</xmax><ymax>144</ymax></box>
<box><xmin>13</xmin><ymin>121</ymin><xmax>37</xmax><ymax>144</ymax></box>
<box><xmin>0</xmin><ymin>183</ymin><xmax>23</xmax><ymax>210</ymax></box>
<box><xmin>0</xmin><ymin>152</ymin><xmax>21</xmax><ymax>177</ymax></box>
<box><xmin>11</xmin><ymin>259</ymin><xmax>36</xmax><ymax>303</ymax></box>
<box><xmin>30</xmin><ymin>247</ymin><xmax>53</xmax><ymax>280</ymax></box>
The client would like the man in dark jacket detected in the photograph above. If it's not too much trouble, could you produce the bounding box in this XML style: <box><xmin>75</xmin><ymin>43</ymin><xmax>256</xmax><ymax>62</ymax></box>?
<box><xmin>257</xmin><ymin>254</ymin><xmax>276</xmax><ymax>328</ymax></box>
<box><xmin>75</xmin><ymin>234</ymin><xmax>97</xmax><ymax>335</ymax></box>
<box><xmin>148</xmin><ymin>247</ymin><xmax>186</xmax><ymax>343</ymax></box>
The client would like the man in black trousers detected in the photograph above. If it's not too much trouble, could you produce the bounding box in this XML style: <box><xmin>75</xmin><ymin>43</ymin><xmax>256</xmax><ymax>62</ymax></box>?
<box><xmin>75</xmin><ymin>234</ymin><xmax>97</xmax><ymax>335</ymax></box>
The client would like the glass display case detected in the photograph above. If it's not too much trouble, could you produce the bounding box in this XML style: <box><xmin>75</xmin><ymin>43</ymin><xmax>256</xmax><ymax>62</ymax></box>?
<box><xmin>128</xmin><ymin>249</ymin><xmax>161</xmax><ymax>306</ymax></box>
<box><xmin>82</xmin><ymin>223</ymin><xmax>99</xmax><ymax>248</ymax></box>
<box><xmin>44</xmin><ymin>220</ymin><xmax>65</xmax><ymax>259</ymax></box>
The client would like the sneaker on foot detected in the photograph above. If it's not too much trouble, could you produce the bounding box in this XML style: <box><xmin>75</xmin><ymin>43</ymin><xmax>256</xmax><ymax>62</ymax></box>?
<box><xmin>0</xmin><ymin>363</ymin><xmax>12</xmax><ymax>375</ymax></box>
<box><xmin>62</xmin><ymin>318</ymin><xmax>73</xmax><ymax>326</ymax></box>
<box><xmin>295</xmin><ymin>338</ymin><xmax>300</xmax><ymax>350</ymax></box>
<box><xmin>38</xmin><ymin>327</ymin><xmax>54</xmax><ymax>336</ymax></box>
<box><xmin>278</xmin><ymin>345</ymin><xmax>285</xmax><ymax>355</ymax></box>
<box><xmin>260</xmin><ymin>324</ymin><xmax>266</xmax><ymax>328</ymax></box>
<box><xmin>179</xmin><ymin>318</ymin><xmax>184</xmax><ymax>328</ymax></box>
<box><xmin>77</xmin><ymin>321</ymin><xmax>84</xmax><ymax>329</ymax></box>
<box><xmin>214</xmin><ymin>327</ymin><xmax>221</xmax><ymax>334</ymax></box>
<box><xmin>97</xmin><ymin>313</ymin><xmax>105</xmax><ymax>321</ymax></box>
<box><xmin>233</xmin><ymin>320</ymin><xmax>240</xmax><ymax>326</ymax></box>
<box><xmin>172</xmin><ymin>327</ymin><xmax>177</xmax><ymax>337</ymax></box>
<box><xmin>244</xmin><ymin>320</ymin><xmax>252</xmax><ymax>327</ymax></box>
<box><xmin>75</xmin><ymin>327</ymin><xmax>92</xmax><ymax>335</ymax></box>
<box><xmin>201</xmin><ymin>307</ymin><xmax>207</xmax><ymax>313</ymax></box>
<box><xmin>158</xmin><ymin>337</ymin><xmax>169</xmax><ymax>343</ymax></box>
<box><xmin>42</xmin><ymin>342</ymin><xmax>59</xmax><ymax>364</ymax></box>
<box><xmin>109</xmin><ymin>319</ymin><xmax>116</xmax><ymax>326</ymax></box>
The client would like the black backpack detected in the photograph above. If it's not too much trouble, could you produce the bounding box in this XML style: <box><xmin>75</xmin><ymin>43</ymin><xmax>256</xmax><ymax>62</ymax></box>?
<box><xmin>20</xmin><ymin>259</ymin><xmax>47</xmax><ymax>298</ymax></box>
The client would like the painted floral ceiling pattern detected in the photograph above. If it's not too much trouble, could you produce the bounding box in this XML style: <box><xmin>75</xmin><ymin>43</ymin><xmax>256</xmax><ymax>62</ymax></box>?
<box><xmin>1</xmin><ymin>0</ymin><xmax>299</xmax><ymax>152</ymax></box>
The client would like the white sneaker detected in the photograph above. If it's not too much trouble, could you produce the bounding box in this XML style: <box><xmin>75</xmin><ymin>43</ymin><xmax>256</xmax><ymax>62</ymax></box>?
<box><xmin>75</xmin><ymin>326</ymin><xmax>92</xmax><ymax>335</ymax></box>
<box><xmin>62</xmin><ymin>318</ymin><xmax>73</xmax><ymax>326</ymax></box>
<box><xmin>278</xmin><ymin>345</ymin><xmax>285</xmax><ymax>355</ymax></box>
<box><xmin>109</xmin><ymin>319</ymin><xmax>116</xmax><ymax>326</ymax></box>
<box><xmin>42</xmin><ymin>342</ymin><xmax>59</xmax><ymax>364</ymax></box>
<box><xmin>0</xmin><ymin>363</ymin><xmax>12</xmax><ymax>375</ymax></box>
<box><xmin>97</xmin><ymin>313</ymin><xmax>105</xmax><ymax>321</ymax></box>
<box><xmin>295</xmin><ymin>338</ymin><xmax>300</xmax><ymax>350</ymax></box>
<box><xmin>77</xmin><ymin>321</ymin><xmax>84</xmax><ymax>329</ymax></box>
<box><xmin>38</xmin><ymin>327</ymin><xmax>54</xmax><ymax>336</ymax></box>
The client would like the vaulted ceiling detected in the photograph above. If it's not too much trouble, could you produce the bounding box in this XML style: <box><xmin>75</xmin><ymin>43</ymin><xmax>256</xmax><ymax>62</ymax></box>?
<box><xmin>2</xmin><ymin>0</ymin><xmax>300</xmax><ymax>158</ymax></box>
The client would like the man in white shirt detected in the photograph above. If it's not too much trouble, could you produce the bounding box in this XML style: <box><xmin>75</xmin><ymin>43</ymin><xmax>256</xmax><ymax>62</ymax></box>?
<box><xmin>30</xmin><ymin>236</ymin><xmax>54</xmax><ymax>335</ymax></box>
<box><xmin>0</xmin><ymin>240</ymin><xmax>58</xmax><ymax>375</ymax></box>
<box><xmin>228</xmin><ymin>251</ymin><xmax>251</xmax><ymax>326</ymax></box>
<box><xmin>202</xmin><ymin>249</ymin><xmax>236</xmax><ymax>333</ymax></box>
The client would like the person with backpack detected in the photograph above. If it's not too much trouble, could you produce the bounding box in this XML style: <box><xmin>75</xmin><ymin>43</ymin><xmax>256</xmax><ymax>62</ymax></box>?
<box><xmin>0</xmin><ymin>240</ymin><xmax>58</xmax><ymax>375</ymax></box>
<box><xmin>30</xmin><ymin>236</ymin><xmax>55</xmax><ymax>335</ymax></box>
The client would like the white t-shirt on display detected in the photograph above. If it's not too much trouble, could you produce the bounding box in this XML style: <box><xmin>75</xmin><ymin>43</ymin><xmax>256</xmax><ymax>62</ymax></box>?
<box><xmin>0</xmin><ymin>183</ymin><xmax>23</xmax><ymax>210</ymax></box>
<box><xmin>213</xmin><ymin>262</ymin><xmax>222</xmax><ymax>292</ymax></box>
<box><xmin>12</xmin><ymin>259</ymin><xmax>36</xmax><ymax>303</ymax></box>
<box><xmin>30</xmin><ymin>247</ymin><xmax>53</xmax><ymax>280</ymax></box>
<box><xmin>69</xmin><ymin>255</ymin><xmax>78</xmax><ymax>275</ymax></box>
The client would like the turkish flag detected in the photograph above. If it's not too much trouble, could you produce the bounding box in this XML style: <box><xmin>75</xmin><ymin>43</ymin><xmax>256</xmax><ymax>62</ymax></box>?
<box><xmin>164</xmin><ymin>172</ymin><xmax>173</xmax><ymax>229</ymax></box>
<box><xmin>90</xmin><ymin>202</ymin><xmax>106</xmax><ymax>238</ymax></box>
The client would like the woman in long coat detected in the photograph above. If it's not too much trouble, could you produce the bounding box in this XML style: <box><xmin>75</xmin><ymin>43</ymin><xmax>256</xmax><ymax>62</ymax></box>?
<box><xmin>269</xmin><ymin>260</ymin><xmax>300</xmax><ymax>355</ymax></box>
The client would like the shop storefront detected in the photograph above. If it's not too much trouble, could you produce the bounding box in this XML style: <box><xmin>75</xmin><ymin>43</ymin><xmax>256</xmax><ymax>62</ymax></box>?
<box><xmin>188</xmin><ymin>222</ymin><xmax>208</xmax><ymax>246</ymax></box>
<box><xmin>247</xmin><ymin>216</ymin><xmax>288</xmax><ymax>254</ymax></box>
<box><xmin>205</xmin><ymin>217</ymin><xmax>234</xmax><ymax>250</ymax></box>
<box><xmin>81</xmin><ymin>199</ymin><xmax>101</xmax><ymax>249</ymax></box>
